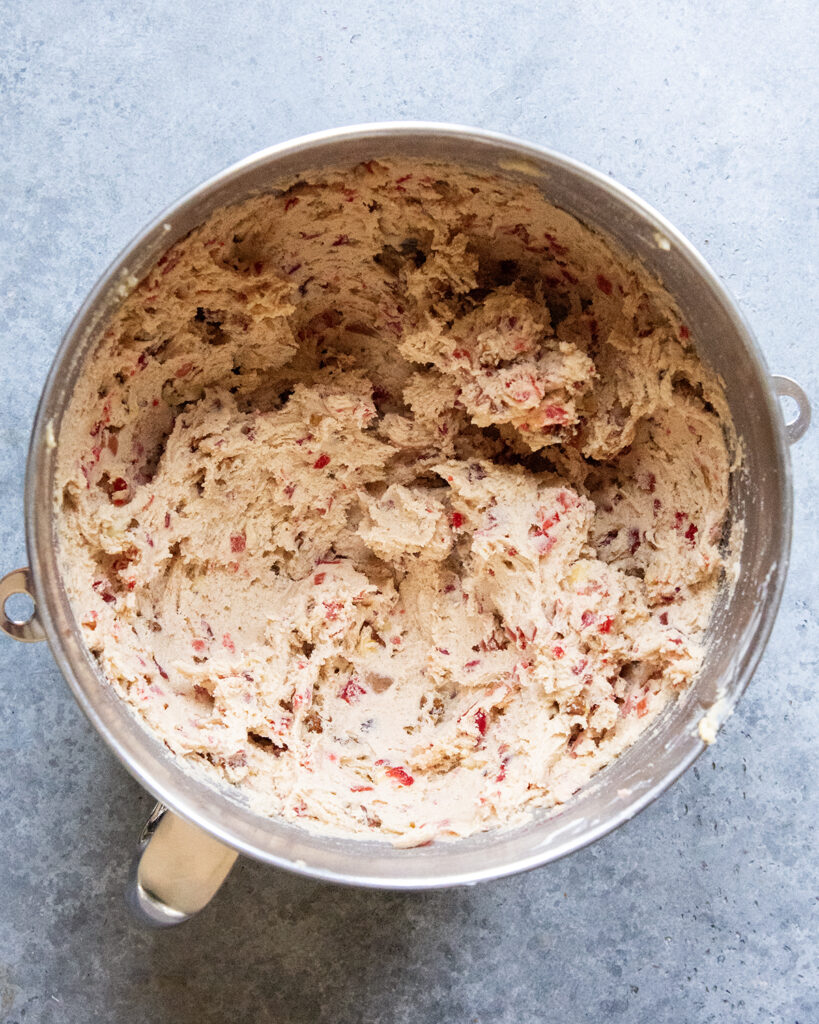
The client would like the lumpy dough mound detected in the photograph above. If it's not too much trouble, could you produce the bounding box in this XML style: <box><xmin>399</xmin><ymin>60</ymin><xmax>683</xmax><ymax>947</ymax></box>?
<box><xmin>56</xmin><ymin>159</ymin><xmax>734</xmax><ymax>844</ymax></box>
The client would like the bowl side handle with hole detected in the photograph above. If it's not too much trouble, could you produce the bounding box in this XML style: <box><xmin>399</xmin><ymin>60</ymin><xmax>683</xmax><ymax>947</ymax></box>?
<box><xmin>0</xmin><ymin>567</ymin><xmax>46</xmax><ymax>643</ymax></box>
<box><xmin>772</xmin><ymin>375</ymin><xmax>811</xmax><ymax>444</ymax></box>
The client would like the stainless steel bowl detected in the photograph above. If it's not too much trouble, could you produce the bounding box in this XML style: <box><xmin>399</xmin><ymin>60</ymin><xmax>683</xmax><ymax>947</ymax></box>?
<box><xmin>0</xmin><ymin>123</ymin><xmax>810</xmax><ymax>925</ymax></box>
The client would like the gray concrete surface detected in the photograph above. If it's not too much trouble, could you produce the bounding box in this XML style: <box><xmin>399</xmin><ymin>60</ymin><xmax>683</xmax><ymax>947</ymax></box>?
<box><xmin>0</xmin><ymin>1</ymin><xmax>816</xmax><ymax>1021</ymax></box>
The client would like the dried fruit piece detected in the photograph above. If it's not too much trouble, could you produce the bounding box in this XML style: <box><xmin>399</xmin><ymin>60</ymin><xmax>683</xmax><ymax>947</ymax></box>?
<box><xmin>110</xmin><ymin>478</ymin><xmax>129</xmax><ymax>506</ymax></box>
<box><xmin>339</xmin><ymin>680</ymin><xmax>366</xmax><ymax>704</ymax></box>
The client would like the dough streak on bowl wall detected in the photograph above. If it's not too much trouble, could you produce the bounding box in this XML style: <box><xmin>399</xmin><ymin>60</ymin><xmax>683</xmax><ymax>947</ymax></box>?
<box><xmin>55</xmin><ymin>159</ymin><xmax>736</xmax><ymax>846</ymax></box>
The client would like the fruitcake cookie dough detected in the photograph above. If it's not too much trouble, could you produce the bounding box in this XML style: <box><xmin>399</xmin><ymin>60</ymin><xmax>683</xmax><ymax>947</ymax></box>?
<box><xmin>56</xmin><ymin>159</ymin><xmax>735</xmax><ymax>844</ymax></box>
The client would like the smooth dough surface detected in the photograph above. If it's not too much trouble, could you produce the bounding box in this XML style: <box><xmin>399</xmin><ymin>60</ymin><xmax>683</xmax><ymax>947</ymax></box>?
<box><xmin>56</xmin><ymin>160</ymin><xmax>734</xmax><ymax>844</ymax></box>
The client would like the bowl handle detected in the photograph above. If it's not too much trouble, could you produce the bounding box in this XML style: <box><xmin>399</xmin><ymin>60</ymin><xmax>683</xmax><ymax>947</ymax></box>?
<box><xmin>772</xmin><ymin>375</ymin><xmax>811</xmax><ymax>444</ymax></box>
<box><xmin>126</xmin><ymin>802</ymin><xmax>238</xmax><ymax>926</ymax></box>
<box><xmin>0</xmin><ymin>568</ymin><xmax>46</xmax><ymax>643</ymax></box>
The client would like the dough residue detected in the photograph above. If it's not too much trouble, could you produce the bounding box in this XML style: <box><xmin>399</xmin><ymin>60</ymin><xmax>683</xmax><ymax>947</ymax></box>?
<box><xmin>56</xmin><ymin>159</ymin><xmax>734</xmax><ymax>844</ymax></box>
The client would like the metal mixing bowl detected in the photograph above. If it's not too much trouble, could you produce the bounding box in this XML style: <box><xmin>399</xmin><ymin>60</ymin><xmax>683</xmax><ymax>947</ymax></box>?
<box><xmin>0</xmin><ymin>123</ymin><xmax>810</xmax><ymax>925</ymax></box>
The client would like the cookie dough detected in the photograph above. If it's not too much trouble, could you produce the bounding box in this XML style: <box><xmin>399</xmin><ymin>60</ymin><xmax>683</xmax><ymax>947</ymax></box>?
<box><xmin>56</xmin><ymin>159</ymin><xmax>734</xmax><ymax>843</ymax></box>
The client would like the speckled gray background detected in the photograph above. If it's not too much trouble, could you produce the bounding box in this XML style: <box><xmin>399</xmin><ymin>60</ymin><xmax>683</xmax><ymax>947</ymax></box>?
<box><xmin>0</xmin><ymin>2</ymin><xmax>816</xmax><ymax>1022</ymax></box>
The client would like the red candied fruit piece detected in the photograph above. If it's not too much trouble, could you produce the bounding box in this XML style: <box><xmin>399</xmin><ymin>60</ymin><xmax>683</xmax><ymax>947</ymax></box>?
<box><xmin>339</xmin><ymin>680</ymin><xmax>366</xmax><ymax>704</ymax></box>
<box><xmin>556</xmin><ymin>491</ymin><xmax>574</xmax><ymax>511</ymax></box>
<box><xmin>629</xmin><ymin>528</ymin><xmax>641</xmax><ymax>555</ymax></box>
<box><xmin>544</xmin><ymin>231</ymin><xmax>568</xmax><ymax>256</ymax></box>
<box><xmin>679</xmin><ymin>325</ymin><xmax>690</xmax><ymax>339</ymax></box>
<box><xmin>230</xmin><ymin>533</ymin><xmax>247</xmax><ymax>553</ymax></box>
<box><xmin>175</xmin><ymin>362</ymin><xmax>194</xmax><ymax>378</ymax></box>
<box><xmin>284</xmin><ymin>197</ymin><xmax>300</xmax><ymax>212</ymax></box>
<box><xmin>110</xmin><ymin>477</ymin><xmax>129</xmax><ymax>506</ymax></box>
<box><xmin>685</xmin><ymin>523</ymin><xmax>698</xmax><ymax>545</ymax></box>
<box><xmin>92</xmin><ymin>580</ymin><xmax>116</xmax><ymax>603</ymax></box>
<box><xmin>535</xmin><ymin>511</ymin><xmax>560</xmax><ymax>534</ymax></box>
<box><xmin>552</xmin><ymin>646</ymin><xmax>565</xmax><ymax>659</ymax></box>
<box><xmin>313</xmin><ymin>453</ymin><xmax>330</xmax><ymax>469</ymax></box>
<box><xmin>598</xmin><ymin>616</ymin><xmax>614</xmax><ymax>634</ymax></box>
<box><xmin>596</xmin><ymin>274</ymin><xmax>613</xmax><ymax>295</ymax></box>
<box><xmin>580</xmin><ymin>610</ymin><xmax>595</xmax><ymax>628</ymax></box>
<box><xmin>475</xmin><ymin>709</ymin><xmax>488</xmax><ymax>736</ymax></box>
<box><xmin>192</xmin><ymin>638</ymin><xmax>207</xmax><ymax>653</ymax></box>
<box><xmin>450</xmin><ymin>511</ymin><xmax>465</xmax><ymax>530</ymax></box>
<box><xmin>313</xmin><ymin>572</ymin><xmax>326</xmax><ymax>585</ymax></box>
<box><xmin>385</xmin><ymin>766</ymin><xmax>414</xmax><ymax>786</ymax></box>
